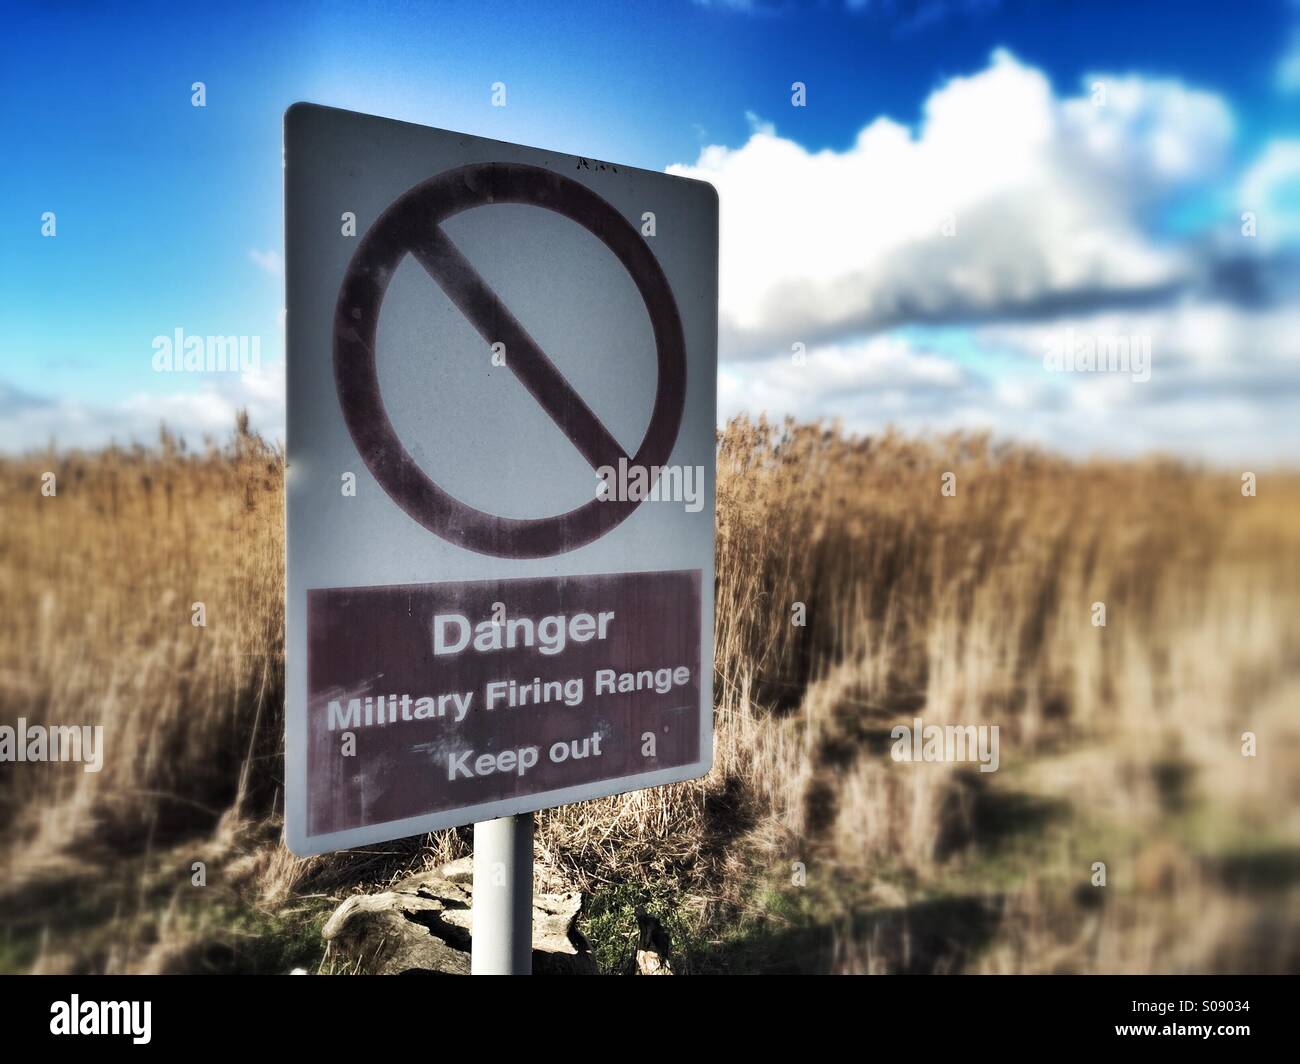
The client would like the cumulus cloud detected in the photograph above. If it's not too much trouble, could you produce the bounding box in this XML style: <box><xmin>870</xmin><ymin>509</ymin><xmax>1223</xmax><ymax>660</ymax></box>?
<box><xmin>718</xmin><ymin>298</ymin><xmax>1300</xmax><ymax>463</ymax></box>
<box><xmin>719</xmin><ymin>334</ymin><xmax>972</xmax><ymax>425</ymax></box>
<box><xmin>719</xmin><ymin>336</ymin><xmax>1025</xmax><ymax>447</ymax></box>
<box><xmin>669</xmin><ymin>50</ymin><xmax>1234</xmax><ymax>360</ymax></box>
<box><xmin>9</xmin><ymin>51</ymin><xmax>1288</xmax><ymax>464</ymax></box>
<box><xmin>980</xmin><ymin>298</ymin><xmax>1300</xmax><ymax>381</ymax></box>
<box><xmin>0</xmin><ymin>360</ymin><xmax>285</xmax><ymax>453</ymax></box>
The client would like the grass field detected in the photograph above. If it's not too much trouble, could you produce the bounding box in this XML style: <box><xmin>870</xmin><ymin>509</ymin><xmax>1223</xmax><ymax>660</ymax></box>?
<box><xmin>2</xmin><ymin>414</ymin><xmax>1298</xmax><ymax>973</ymax></box>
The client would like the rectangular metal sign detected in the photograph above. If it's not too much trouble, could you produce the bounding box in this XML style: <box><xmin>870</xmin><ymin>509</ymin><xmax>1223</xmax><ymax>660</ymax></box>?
<box><xmin>284</xmin><ymin>104</ymin><xmax>718</xmax><ymax>855</ymax></box>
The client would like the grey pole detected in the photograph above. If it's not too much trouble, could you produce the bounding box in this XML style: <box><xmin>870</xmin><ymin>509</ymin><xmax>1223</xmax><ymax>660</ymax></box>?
<box><xmin>471</xmin><ymin>813</ymin><xmax>534</xmax><ymax>974</ymax></box>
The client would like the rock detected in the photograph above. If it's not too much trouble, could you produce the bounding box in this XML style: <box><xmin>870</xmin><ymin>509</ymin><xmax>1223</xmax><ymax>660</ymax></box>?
<box><xmin>322</xmin><ymin>859</ymin><xmax>595</xmax><ymax>975</ymax></box>
<box><xmin>322</xmin><ymin>890</ymin><xmax>471</xmax><ymax>975</ymax></box>
<box><xmin>533</xmin><ymin>892</ymin><xmax>592</xmax><ymax>974</ymax></box>
<box><xmin>440</xmin><ymin>856</ymin><xmax>475</xmax><ymax>885</ymax></box>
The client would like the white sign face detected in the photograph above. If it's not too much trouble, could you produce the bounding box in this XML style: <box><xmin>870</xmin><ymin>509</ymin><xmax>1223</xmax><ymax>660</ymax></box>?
<box><xmin>284</xmin><ymin>104</ymin><xmax>718</xmax><ymax>856</ymax></box>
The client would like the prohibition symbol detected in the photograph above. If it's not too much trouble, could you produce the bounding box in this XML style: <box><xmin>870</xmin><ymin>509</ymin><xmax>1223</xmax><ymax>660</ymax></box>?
<box><xmin>333</xmin><ymin>162</ymin><xmax>687</xmax><ymax>559</ymax></box>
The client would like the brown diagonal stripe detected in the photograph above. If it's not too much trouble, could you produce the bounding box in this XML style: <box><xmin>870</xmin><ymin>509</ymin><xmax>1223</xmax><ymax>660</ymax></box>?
<box><xmin>410</xmin><ymin>224</ymin><xmax>630</xmax><ymax>472</ymax></box>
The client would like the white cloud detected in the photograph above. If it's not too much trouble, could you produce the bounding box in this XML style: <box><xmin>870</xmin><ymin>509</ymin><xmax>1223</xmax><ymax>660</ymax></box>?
<box><xmin>980</xmin><ymin>300</ymin><xmax>1300</xmax><ymax>380</ymax></box>
<box><xmin>9</xmin><ymin>52</ymin><xmax>1286</xmax><ymax>464</ymax></box>
<box><xmin>716</xmin><ymin>299</ymin><xmax>1300</xmax><ymax>463</ymax></box>
<box><xmin>1239</xmin><ymin>139</ymin><xmax>1300</xmax><ymax>249</ymax></box>
<box><xmin>0</xmin><ymin>360</ymin><xmax>285</xmax><ymax>453</ymax></box>
<box><xmin>669</xmin><ymin>50</ymin><xmax>1233</xmax><ymax>360</ymax></box>
<box><xmin>719</xmin><ymin>334</ymin><xmax>971</xmax><ymax>426</ymax></box>
<box><xmin>249</xmin><ymin>248</ymin><xmax>284</xmax><ymax>275</ymax></box>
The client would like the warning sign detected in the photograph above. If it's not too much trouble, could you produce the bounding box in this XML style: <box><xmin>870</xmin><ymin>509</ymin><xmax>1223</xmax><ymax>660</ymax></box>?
<box><xmin>284</xmin><ymin>104</ymin><xmax>718</xmax><ymax>855</ymax></box>
<box><xmin>307</xmin><ymin>570</ymin><xmax>700</xmax><ymax>836</ymax></box>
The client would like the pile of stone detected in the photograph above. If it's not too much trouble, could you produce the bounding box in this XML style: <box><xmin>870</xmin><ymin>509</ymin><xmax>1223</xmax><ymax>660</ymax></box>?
<box><xmin>321</xmin><ymin>857</ymin><xmax>595</xmax><ymax>975</ymax></box>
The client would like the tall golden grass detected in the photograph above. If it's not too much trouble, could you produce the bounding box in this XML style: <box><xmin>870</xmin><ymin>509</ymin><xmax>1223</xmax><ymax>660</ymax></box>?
<box><xmin>0</xmin><ymin>420</ymin><xmax>281</xmax><ymax>864</ymax></box>
<box><xmin>2</xmin><ymin>415</ymin><xmax>1298</xmax><ymax>972</ymax></box>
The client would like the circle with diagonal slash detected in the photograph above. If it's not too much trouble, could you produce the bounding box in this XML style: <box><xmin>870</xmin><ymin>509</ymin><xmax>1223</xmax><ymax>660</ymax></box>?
<box><xmin>333</xmin><ymin>162</ymin><xmax>687</xmax><ymax>559</ymax></box>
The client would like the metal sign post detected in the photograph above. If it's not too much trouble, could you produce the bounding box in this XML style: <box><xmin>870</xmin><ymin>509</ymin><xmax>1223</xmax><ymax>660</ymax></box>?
<box><xmin>471</xmin><ymin>814</ymin><xmax>534</xmax><ymax>975</ymax></box>
<box><xmin>284</xmin><ymin>104</ymin><xmax>718</xmax><ymax>974</ymax></box>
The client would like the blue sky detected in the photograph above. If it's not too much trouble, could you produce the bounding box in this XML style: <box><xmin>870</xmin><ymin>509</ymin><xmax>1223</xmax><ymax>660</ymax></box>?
<box><xmin>2</xmin><ymin>0</ymin><xmax>1298</xmax><ymax>458</ymax></box>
